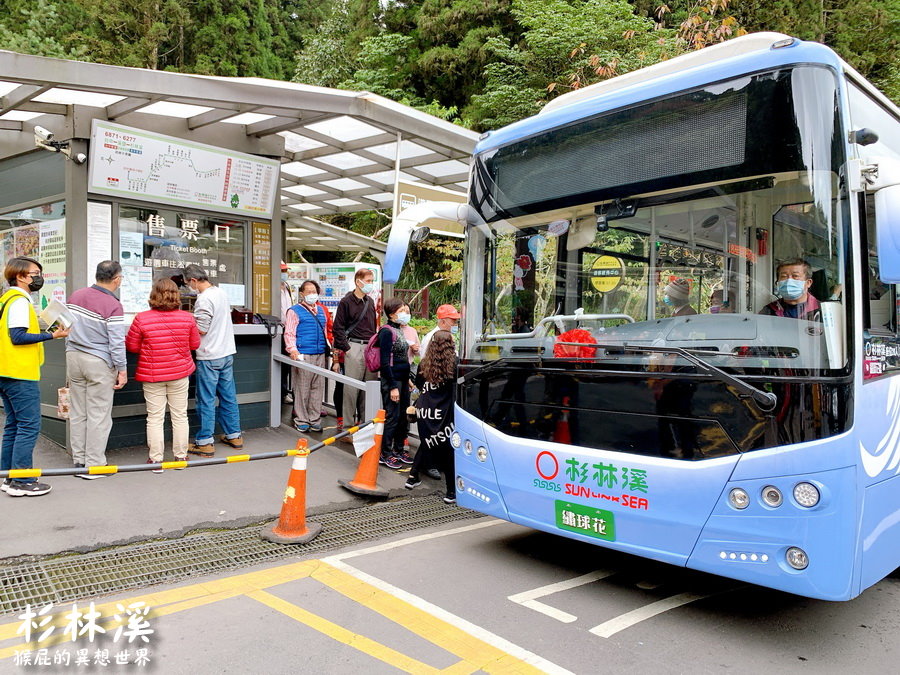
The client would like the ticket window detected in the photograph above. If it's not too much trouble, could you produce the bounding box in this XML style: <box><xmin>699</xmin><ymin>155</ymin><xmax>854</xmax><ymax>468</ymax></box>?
<box><xmin>117</xmin><ymin>205</ymin><xmax>246</xmax><ymax>318</ymax></box>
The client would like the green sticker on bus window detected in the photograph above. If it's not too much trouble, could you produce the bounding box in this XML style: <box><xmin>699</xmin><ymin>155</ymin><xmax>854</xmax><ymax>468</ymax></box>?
<box><xmin>555</xmin><ymin>500</ymin><xmax>616</xmax><ymax>541</ymax></box>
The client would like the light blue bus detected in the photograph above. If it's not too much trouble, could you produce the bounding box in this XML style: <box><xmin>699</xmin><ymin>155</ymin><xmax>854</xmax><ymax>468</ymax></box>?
<box><xmin>387</xmin><ymin>33</ymin><xmax>900</xmax><ymax>600</ymax></box>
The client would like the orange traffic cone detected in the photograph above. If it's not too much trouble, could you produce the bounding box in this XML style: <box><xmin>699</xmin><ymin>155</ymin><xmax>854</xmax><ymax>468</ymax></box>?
<box><xmin>554</xmin><ymin>397</ymin><xmax>572</xmax><ymax>444</ymax></box>
<box><xmin>262</xmin><ymin>439</ymin><xmax>323</xmax><ymax>544</ymax></box>
<box><xmin>338</xmin><ymin>410</ymin><xmax>389</xmax><ymax>498</ymax></box>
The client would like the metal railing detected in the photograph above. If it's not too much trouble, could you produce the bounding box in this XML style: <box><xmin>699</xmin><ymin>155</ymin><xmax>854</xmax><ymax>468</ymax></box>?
<box><xmin>273</xmin><ymin>353</ymin><xmax>382</xmax><ymax>423</ymax></box>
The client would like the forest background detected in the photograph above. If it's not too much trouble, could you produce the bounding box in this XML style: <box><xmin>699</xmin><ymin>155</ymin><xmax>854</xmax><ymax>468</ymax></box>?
<box><xmin>1</xmin><ymin>0</ymin><xmax>898</xmax><ymax>307</ymax></box>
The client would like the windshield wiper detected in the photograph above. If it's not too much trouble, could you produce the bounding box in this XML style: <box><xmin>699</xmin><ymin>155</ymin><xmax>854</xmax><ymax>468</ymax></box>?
<box><xmin>566</xmin><ymin>342</ymin><xmax>777</xmax><ymax>412</ymax></box>
<box><xmin>457</xmin><ymin>356</ymin><xmax>539</xmax><ymax>384</ymax></box>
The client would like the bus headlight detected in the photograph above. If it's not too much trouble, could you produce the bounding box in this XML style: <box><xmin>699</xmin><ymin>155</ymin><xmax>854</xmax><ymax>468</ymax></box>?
<box><xmin>729</xmin><ymin>488</ymin><xmax>750</xmax><ymax>510</ymax></box>
<box><xmin>786</xmin><ymin>547</ymin><xmax>809</xmax><ymax>570</ymax></box>
<box><xmin>464</xmin><ymin>440</ymin><xmax>473</xmax><ymax>456</ymax></box>
<box><xmin>450</xmin><ymin>432</ymin><xmax>461</xmax><ymax>448</ymax></box>
<box><xmin>761</xmin><ymin>486</ymin><xmax>783</xmax><ymax>508</ymax></box>
<box><xmin>793</xmin><ymin>482</ymin><xmax>820</xmax><ymax>508</ymax></box>
<box><xmin>476</xmin><ymin>446</ymin><xmax>488</xmax><ymax>462</ymax></box>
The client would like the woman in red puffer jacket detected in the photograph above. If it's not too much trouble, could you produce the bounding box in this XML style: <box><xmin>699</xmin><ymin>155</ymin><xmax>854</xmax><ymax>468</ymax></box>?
<box><xmin>126</xmin><ymin>278</ymin><xmax>201</xmax><ymax>470</ymax></box>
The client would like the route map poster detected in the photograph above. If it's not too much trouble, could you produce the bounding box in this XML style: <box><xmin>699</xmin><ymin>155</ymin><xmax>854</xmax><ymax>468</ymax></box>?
<box><xmin>87</xmin><ymin>121</ymin><xmax>279</xmax><ymax>219</ymax></box>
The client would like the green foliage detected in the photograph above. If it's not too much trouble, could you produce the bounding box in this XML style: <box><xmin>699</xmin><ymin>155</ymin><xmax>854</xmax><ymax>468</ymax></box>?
<box><xmin>293</xmin><ymin>2</ymin><xmax>356</xmax><ymax>87</ymax></box>
<box><xmin>188</xmin><ymin>0</ymin><xmax>289</xmax><ymax>78</ymax></box>
<box><xmin>467</xmin><ymin>0</ymin><xmax>673</xmax><ymax>129</ymax></box>
<box><xmin>0</xmin><ymin>0</ymin><xmax>87</xmax><ymax>60</ymax></box>
<box><xmin>0</xmin><ymin>0</ymin><xmax>294</xmax><ymax>76</ymax></box>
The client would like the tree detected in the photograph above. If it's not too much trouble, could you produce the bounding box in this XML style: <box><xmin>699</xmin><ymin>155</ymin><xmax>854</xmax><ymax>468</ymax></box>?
<box><xmin>0</xmin><ymin>0</ymin><xmax>87</xmax><ymax>60</ymax></box>
<box><xmin>70</xmin><ymin>0</ymin><xmax>192</xmax><ymax>70</ymax></box>
<box><xmin>187</xmin><ymin>0</ymin><xmax>289</xmax><ymax>78</ymax></box>
<box><xmin>467</xmin><ymin>0</ymin><xmax>673</xmax><ymax>129</ymax></box>
<box><xmin>293</xmin><ymin>2</ymin><xmax>356</xmax><ymax>87</ymax></box>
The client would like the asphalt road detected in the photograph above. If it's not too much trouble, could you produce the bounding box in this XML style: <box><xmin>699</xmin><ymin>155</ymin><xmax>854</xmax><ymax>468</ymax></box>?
<box><xmin>2</xmin><ymin>517</ymin><xmax>898</xmax><ymax>674</ymax></box>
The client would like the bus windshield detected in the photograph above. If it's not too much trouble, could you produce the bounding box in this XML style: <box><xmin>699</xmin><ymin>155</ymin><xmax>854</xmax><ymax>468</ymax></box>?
<box><xmin>465</xmin><ymin>66</ymin><xmax>850</xmax><ymax>376</ymax></box>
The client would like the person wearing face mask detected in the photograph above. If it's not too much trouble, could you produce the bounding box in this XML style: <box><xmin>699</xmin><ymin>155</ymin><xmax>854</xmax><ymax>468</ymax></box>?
<box><xmin>65</xmin><ymin>260</ymin><xmax>127</xmax><ymax>478</ymax></box>
<box><xmin>377</xmin><ymin>298</ymin><xmax>414</xmax><ymax>470</ymax></box>
<box><xmin>284</xmin><ymin>279</ymin><xmax>333</xmax><ymax>433</ymax></box>
<box><xmin>420</xmin><ymin>304</ymin><xmax>461</xmax><ymax>359</ymax></box>
<box><xmin>708</xmin><ymin>288</ymin><xmax>733</xmax><ymax>314</ymax></box>
<box><xmin>663</xmin><ymin>278</ymin><xmax>696</xmax><ymax>317</ymax></box>
<box><xmin>760</xmin><ymin>259</ymin><xmax>821</xmax><ymax>321</ymax></box>
<box><xmin>332</xmin><ymin>268</ymin><xmax>378</xmax><ymax>435</ymax></box>
<box><xmin>0</xmin><ymin>257</ymin><xmax>69</xmax><ymax>497</ymax></box>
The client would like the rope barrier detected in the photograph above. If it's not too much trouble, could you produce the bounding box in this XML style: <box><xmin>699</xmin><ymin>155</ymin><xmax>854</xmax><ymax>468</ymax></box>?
<box><xmin>0</xmin><ymin>419</ymin><xmax>381</xmax><ymax>480</ymax></box>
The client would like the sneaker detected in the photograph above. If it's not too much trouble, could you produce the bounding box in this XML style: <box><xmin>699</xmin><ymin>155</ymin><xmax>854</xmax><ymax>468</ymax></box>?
<box><xmin>174</xmin><ymin>456</ymin><xmax>188</xmax><ymax>470</ymax></box>
<box><xmin>188</xmin><ymin>443</ymin><xmax>215</xmax><ymax>458</ymax></box>
<box><xmin>74</xmin><ymin>463</ymin><xmax>100</xmax><ymax>480</ymax></box>
<box><xmin>218</xmin><ymin>435</ymin><xmax>243</xmax><ymax>449</ymax></box>
<box><xmin>425</xmin><ymin>468</ymin><xmax>442</xmax><ymax>480</ymax></box>
<box><xmin>6</xmin><ymin>481</ymin><xmax>51</xmax><ymax>497</ymax></box>
<box><xmin>336</xmin><ymin>417</ymin><xmax>344</xmax><ymax>432</ymax></box>
<box><xmin>0</xmin><ymin>478</ymin><xmax>9</xmax><ymax>493</ymax></box>
<box><xmin>147</xmin><ymin>459</ymin><xmax>163</xmax><ymax>474</ymax></box>
<box><xmin>442</xmin><ymin>493</ymin><xmax>457</xmax><ymax>505</ymax></box>
<box><xmin>283</xmin><ymin>393</ymin><xmax>293</xmax><ymax>404</ymax></box>
<box><xmin>308</xmin><ymin>423</ymin><xmax>323</xmax><ymax>433</ymax></box>
<box><xmin>380</xmin><ymin>454</ymin><xmax>403</xmax><ymax>470</ymax></box>
<box><xmin>404</xmin><ymin>477</ymin><xmax>422</xmax><ymax>490</ymax></box>
<box><xmin>294</xmin><ymin>421</ymin><xmax>310</xmax><ymax>433</ymax></box>
<box><xmin>396</xmin><ymin>450</ymin><xmax>414</xmax><ymax>465</ymax></box>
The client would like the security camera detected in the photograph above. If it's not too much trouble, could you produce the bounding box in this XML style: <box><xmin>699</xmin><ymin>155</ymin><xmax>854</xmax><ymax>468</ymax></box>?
<box><xmin>34</xmin><ymin>126</ymin><xmax>54</xmax><ymax>142</ymax></box>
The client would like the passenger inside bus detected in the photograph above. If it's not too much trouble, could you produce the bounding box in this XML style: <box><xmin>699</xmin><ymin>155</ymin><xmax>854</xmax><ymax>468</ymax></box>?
<box><xmin>663</xmin><ymin>278</ymin><xmax>696</xmax><ymax>317</ymax></box>
<box><xmin>709</xmin><ymin>288</ymin><xmax>733</xmax><ymax>314</ymax></box>
<box><xmin>760</xmin><ymin>258</ymin><xmax>821</xmax><ymax>321</ymax></box>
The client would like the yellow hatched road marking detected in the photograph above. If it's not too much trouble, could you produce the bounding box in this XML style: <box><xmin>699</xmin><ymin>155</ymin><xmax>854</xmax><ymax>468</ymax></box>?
<box><xmin>0</xmin><ymin>557</ymin><xmax>538</xmax><ymax>673</ymax></box>
<box><xmin>0</xmin><ymin>561</ymin><xmax>319</xmax><ymax>656</ymax></box>
<box><xmin>311</xmin><ymin>562</ymin><xmax>546</xmax><ymax>675</ymax></box>
<box><xmin>247</xmin><ymin>589</ymin><xmax>441</xmax><ymax>675</ymax></box>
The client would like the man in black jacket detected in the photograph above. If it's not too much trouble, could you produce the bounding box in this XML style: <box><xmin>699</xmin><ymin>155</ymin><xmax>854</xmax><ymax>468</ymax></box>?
<box><xmin>331</xmin><ymin>268</ymin><xmax>378</xmax><ymax>429</ymax></box>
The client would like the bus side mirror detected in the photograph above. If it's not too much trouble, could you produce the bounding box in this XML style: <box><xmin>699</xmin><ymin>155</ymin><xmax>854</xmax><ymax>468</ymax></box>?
<box><xmin>873</xmin><ymin>159</ymin><xmax>900</xmax><ymax>283</ymax></box>
<box><xmin>384</xmin><ymin>201</ymin><xmax>469</xmax><ymax>283</ymax></box>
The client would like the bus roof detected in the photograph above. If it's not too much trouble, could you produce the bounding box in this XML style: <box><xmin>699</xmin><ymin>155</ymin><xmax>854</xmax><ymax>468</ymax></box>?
<box><xmin>541</xmin><ymin>32</ymin><xmax>793</xmax><ymax>115</ymax></box>
<box><xmin>476</xmin><ymin>34</ymin><xmax>849</xmax><ymax>154</ymax></box>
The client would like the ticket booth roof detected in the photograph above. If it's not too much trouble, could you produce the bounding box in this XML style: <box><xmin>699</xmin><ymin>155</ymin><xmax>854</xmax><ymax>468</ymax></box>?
<box><xmin>0</xmin><ymin>50</ymin><xmax>477</xmax><ymax>246</ymax></box>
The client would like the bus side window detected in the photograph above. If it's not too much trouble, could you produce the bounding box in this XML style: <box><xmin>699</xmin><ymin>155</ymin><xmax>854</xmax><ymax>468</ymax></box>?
<box><xmin>862</xmin><ymin>193</ymin><xmax>896</xmax><ymax>333</ymax></box>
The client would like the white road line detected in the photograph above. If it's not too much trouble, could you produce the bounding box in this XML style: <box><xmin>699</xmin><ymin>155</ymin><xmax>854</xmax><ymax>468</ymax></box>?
<box><xmin>508</xmin><ymin>570</ymin><xmax>614</xmax><ymax>623</ymax></box>
<box><xmin>589</xmin><ymin>592</ymin><xmax>711</xmax><ymax>638</ymax></box>
<box><xmin>322</xmin><ymin>519</ymin><xmax>575</xmax><ymax>675</ymax></box>
<box><xmin>326</xmin><ymin>518</ymin><xmax>502</xmax><ymax>562</ymax></box>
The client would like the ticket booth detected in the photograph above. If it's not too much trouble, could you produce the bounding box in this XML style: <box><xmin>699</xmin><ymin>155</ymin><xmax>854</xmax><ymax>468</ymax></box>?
<box><xmin>0</xmin><ymin>50</ymin><xmax>477</xmax><ymax>451</ymax></box>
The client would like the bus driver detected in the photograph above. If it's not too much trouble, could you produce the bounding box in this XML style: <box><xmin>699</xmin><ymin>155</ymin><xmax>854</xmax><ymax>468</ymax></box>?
<box><xmin>760</xmin><ymin>258</ymin><xmax>821</xmax><ymax>321</ymax></box>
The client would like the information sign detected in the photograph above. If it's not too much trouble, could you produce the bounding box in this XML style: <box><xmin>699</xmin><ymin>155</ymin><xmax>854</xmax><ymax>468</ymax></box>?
<box><xmin>88</xmin><ymin>121</ymin><xmax>279</xmax><ymax>219</ymax></box>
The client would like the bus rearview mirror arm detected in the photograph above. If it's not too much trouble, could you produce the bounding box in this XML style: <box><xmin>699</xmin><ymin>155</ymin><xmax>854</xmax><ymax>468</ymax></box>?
<box><xmin>384</xmin><ymin>201</ymin><xmax>470</xmax><ymax>283</ymax></box>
